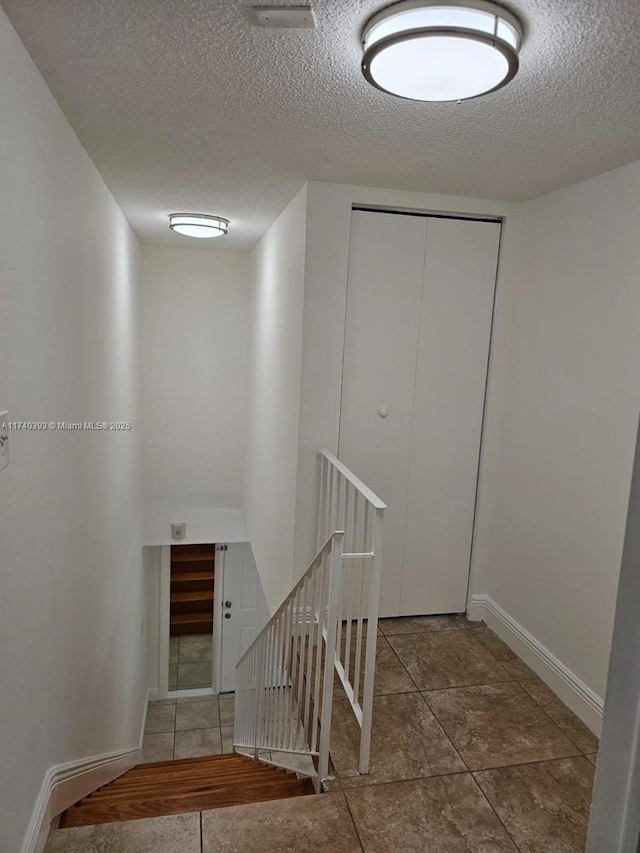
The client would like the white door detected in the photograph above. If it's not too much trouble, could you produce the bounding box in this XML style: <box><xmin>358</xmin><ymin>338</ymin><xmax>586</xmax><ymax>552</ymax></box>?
<box><xmin>400</xmin><ymin>217</ymin><xmax>500</xmax><ymax>614</ymax></box>
<box><xmin>219</xmin><ymin>542</ymin><xmax>262</xmax><ymax>693</ymax></box>
<box><xmin>339</xmin><ymin>210</ymin><xmax>500</xmax><ymax>616</ymax></box>
<box><xmin>339</xmin><ymin>211</ymin><xmax>427</xmax><ymax>615</ymax></box>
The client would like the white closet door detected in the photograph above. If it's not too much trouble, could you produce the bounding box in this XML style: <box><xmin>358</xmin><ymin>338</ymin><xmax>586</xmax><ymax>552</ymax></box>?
<box><xmin>339</xmin><ymin>210</ymin><xmax>427</xmax><ymax>616</ymax></box>
<box><xmin>400</xmin><ymin>217</ymin><xmax>500</xmax><ymax>614</ymax></box>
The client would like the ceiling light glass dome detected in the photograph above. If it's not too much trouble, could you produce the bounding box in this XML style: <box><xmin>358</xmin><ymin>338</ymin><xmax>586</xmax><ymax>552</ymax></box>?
<box><xmin>362</xmin><ymin>0</ymin><xmax>523</xmax><ymax>102</ymax></box>
<box><xmin>169</xmin><ymin>214</ymin><xmax>229</xmax><ymax>239</ymax></box>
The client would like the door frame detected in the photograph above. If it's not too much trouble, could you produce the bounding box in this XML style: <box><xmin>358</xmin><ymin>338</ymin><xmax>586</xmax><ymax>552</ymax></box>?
<box><xmin>157</xmin><ymin>543</ymin><xmax>220</xmax><ymax>699</ymax></box>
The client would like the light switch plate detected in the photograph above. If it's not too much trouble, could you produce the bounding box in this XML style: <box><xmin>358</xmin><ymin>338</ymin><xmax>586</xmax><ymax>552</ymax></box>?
<box><xmin>0</xmin><ymin>411</ymin><xmax>9</xmax><ymax>472</ymax></box>
<box><xmin>171</xmin><ymin>522</ymin><xmax>186</xmax><ymax>540</ymax></box>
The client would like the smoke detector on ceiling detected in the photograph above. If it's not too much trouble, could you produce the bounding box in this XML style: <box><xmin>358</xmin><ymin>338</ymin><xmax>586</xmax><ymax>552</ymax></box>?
<box><xmin>253</xmin><ymin>5</ymin><xmax>317</xmax><ymax>29</ymax></box>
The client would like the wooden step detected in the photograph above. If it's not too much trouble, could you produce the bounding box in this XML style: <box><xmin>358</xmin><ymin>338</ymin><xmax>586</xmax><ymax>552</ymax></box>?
<box><xmin>171</xmin><ymin>559</ymin><xmax>215</xmax><ymax>575</ymax></box>
<box><xmin>170</xmin><ymin>590</ymin><xmax>214</xmax><ymax>614</ymax></box>
<box><xmin>102</xmin><ymin>760</ymin><xmax>277</xmax><ymax>788</ymax></box>
<box><xmin>84</xmin><ymin>767</ymin><xmax>291</xmax><ymax>801</ymax></box>
<box><xmin>135</xmin><ymin>753</ymin><xmax>243</xmax><ymax>772</ymax></box>
<box><xmin>171</xmin><ymin>544</ymin><xmax>216</xmax><ymax>557</ymax></box>
<box><xmin>171</xmin><ymin>552</ymin><xmax>215</xmax><ymax>564</ymax></box>
<box><xmin>170</xmin><ymin>611</ymin><xmax>213</xmax><ymax>635</ymax></box>
<box><xmin>170</xmin><ymin>571</ymin><xmax>214</xmax><ymax>592</ymax></box>
<box><xmin>58</xmin><ymin>754</ymin><xmax>315</xmax><ymax>828</ymax></box>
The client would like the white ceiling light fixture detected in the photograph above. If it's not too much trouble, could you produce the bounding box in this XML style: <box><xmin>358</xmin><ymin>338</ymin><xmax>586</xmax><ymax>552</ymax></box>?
<box><xmin>169</xmin><ymin>213</ymin><xmax>229</xmax><ymax>239</ymax></box>
<box><xmin>361</xmin><ymin>0</ymin><xmax>523</xmax><ymax>103</ymax></box>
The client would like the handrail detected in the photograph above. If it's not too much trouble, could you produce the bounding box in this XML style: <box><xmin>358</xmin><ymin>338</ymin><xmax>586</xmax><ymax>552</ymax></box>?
<box><xmin>235</xmin><ymin>532</ymin><xmax>340</xmax><ymax>671</ymax></box>
<box><xmin>234</xmin><ymin>449</ymin><xmax>385</xmax><ymax>785</ymax></box>
<box><xmin>318</xmin><ymin>448</ymin><xmax>387</xmax><ymax>511</ymax></box>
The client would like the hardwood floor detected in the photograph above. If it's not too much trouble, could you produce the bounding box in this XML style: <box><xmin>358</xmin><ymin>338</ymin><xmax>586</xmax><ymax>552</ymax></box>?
<box><xmin>58</xmin><ymin>754</ymin><xmax>315</xmax><ymax>828</ymax></box>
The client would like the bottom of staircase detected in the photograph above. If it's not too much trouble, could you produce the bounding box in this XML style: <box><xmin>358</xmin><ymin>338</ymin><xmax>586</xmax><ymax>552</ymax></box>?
<box><xmin>58</xmin><ymin>753</ymin><xmax>315</xmax><ymax>828</ymax></box>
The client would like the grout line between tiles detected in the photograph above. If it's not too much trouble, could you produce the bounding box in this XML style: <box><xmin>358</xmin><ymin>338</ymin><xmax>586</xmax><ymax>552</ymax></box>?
<box><xmin>340</xmin><ymin>789</ymin><xmax>366</xmax><ymax>852</ymax></box>
<box><xmin>469</xmin><ymin>773</ymin><xmax>524</xmax><ymax>853</ymax></box>
<box><xmin>338</xmin><ymin>767</ymin><xmax>473</xmax><ymax>791</ymax></box>
<box><xmin>472</xmin><ymin>753</ymin><xmax>596</xmax><ymax>776</ymax></box>
<box><xmin>516</xmin><ymin>678</ymin><xmax>599</xmax><ymax>754</ymax></box>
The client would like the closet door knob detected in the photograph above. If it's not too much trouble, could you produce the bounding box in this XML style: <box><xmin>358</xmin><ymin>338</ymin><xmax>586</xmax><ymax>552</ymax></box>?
<box><xmin>378</xmin><ymin>406</ymin><xmax>389</xmax><ymax>418</ymax></box>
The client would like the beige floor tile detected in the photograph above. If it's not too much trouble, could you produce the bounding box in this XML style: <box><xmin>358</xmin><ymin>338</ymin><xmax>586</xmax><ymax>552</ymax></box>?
<box><xmin>145</xmin><ymin>703</ymin><xmax>176</xmax><ymax>734</ymax></box>
<box><xmin>424</xmin><ymin>682</ymin><xmax>579</xmax><ymax>770</ymax></box>
<box><xmin>220</xmin><ymin>725</ymin><xmax>235</xmax><ymax>753</ymax></box>
<box><xmin>379</xmin><ymin>614</ymin><xmax>468</xmax><ymax>636</ymax></box>
<box><xmin>178</xmin><ymin>634</ymin><xmax>213</xmax><ymax>663</ymax></box>
<box><xmin>201</xmin><ymin>792</ymin><xmax>361</xmax><ymax>852</ymax></box>
<box><xmin>498</xmin><ymin>656</ymin><xmax>537</xmax><ymax>680</ymax></box>
<box><xmin>177</xmin><ymin>661</ymin><xmax>212</xmax><ymax>689</ymax></box>
<box><xmin>474</xmin><ymin>756</ymin><xmax>595</xmax><ymax>853</ymax></box>
<box><xmin>45</xmin><ymin>813</ymin><xmax>200</xmax><ymax>853</ymax></box>
<box><xmin>370</xmin><ymin>644</ymin><xmax>418</xmax><ymax>695</ymax></box>
<box><xmin>346</xmin><ymin>774</ymin><xmax>517</xmax><ymax>852</ymax></box>
<box><xmin>219</xmin><ymin>694</ymin><xmax>235</xmax><ymax>726</ymax></box>
<box><xmin>149</xmin><ymin>698</ymin><xmax>177</xmax><ymax>706</ymax></box>
<box><xmin>331</xmin><ymin>692</ymin><xmax>464</xmax><ymax>786</ymax></box>
<box><xmin>176</xmin><ymin>693</ymin><xmax>217</xmax><ymax>704</ymax></box>
<box><xmin>140</xmin><ymin>732</ymin><xmax>174</xmax><ymax>763</ymax></box>
<box><xmin>334</xmin><ymin>635</ymin><xmax>417</xmax><ymax>699</ymax></box>
<box><xmin>520</xmin><ymin>678</ymin><xmax>600</xmax><ymax>753</ymax></box>
<box><xmin>389</xmin><ymin>630</ymin><xmax>510</xmax><ymax>690</ymax></box>
<box><xmin>174</xmin><ymin>726</ymin><xmax>222</xmax><ymax>759</ymax></box>
<box><xmin>175</xmin><ymin>698</ymin><xmax>220</xmax><ymax>731</ymax></box>
<box><xmin>471</xmin><ymin>627</ymin><xmax>536</xmax><ymax>679</ymax></box>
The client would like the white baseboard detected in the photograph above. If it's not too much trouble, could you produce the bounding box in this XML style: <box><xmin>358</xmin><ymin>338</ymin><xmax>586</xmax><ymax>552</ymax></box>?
<box><xmin>468</xmin><ymin>595</ymin><xmax>604</xmax><ymax>736</ymax></box>
<box><xmin>21</xmin><ymin>688</ymin><xmax>153</xmax><ymax>853</ymax></box>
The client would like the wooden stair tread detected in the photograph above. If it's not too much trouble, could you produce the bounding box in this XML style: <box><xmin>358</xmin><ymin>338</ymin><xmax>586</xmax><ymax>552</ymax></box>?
<box><xmin>85</xmin><ymin>771</ymin><xmax>303</xmax><ymax>802</ymax></box>
<box><xmin>111</xmin><ymin>759</ymin><xmax>277</xmax><ymax>780</ymax></box>
<box><xmin>171</xmin><ymin>553</ymin><xmax>215</xmax><ymax>563</ymax></box>
<box><xmin>170</xmin><ymin>612</ymin><xmax>213</xmax><ymax>623</ymax></box>
<box><xmin>58</xmin><ymin>753</ymin><xmax>315</xmax><ymax>828</ymax></box>
<box><xmin>172</xmin><ymin>544</ymin><xmax>216</xmax><ymax>554</ymax></box>
<box><xmin>135</xmin><ymin>753</ymin><xmax>244</xmax><ymax>771</ymax></box>
<box><xmin>171</xmin><ymin>570</ymin><xmax>214</xmax><ymax>579</ymax></box>
<box><xmin>98</xmin><ymin>765</ymin><xmax>280</xmax><ymax>793</ymax></box>
<box><xmin>170</xmin><ymin>590</ymin><xmax>214</xmax><ymax>602</ymax></box>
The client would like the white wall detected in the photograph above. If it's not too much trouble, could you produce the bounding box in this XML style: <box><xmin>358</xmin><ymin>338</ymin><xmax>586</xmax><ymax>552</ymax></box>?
<box><xmin>243</xmin><ymin>187</ymin><xmax>307</xmax><ymax>612</ymax></box>
<box><xmin>141</xmin><ymin>246</ymin><xmax>250</xmax><ymax>543</ymax></box>
<box><xmin>474</xmin><ymin>161</ymin><xmax>640</xmax><ymax>704</ymax></box>
<box><xmin>0</xmin><ymin>9</ymin><xmax>145</xmax><ymax>852</ymax></box>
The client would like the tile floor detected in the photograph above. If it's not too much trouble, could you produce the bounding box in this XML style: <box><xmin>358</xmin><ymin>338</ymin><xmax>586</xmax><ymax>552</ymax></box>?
<box><xmin>52</xmin><ymin>616</ymin><xmax>599</xmax><ymax>852</ymax></box>
<box><xmin>142</xmin><ymin>693</ymin><xmax>235</xmax><ymax>762</ymax></box>
<box><xmin>168</xmin><ymin>633</ymin><xmax>213</xmax><ymax>690</ymax></box>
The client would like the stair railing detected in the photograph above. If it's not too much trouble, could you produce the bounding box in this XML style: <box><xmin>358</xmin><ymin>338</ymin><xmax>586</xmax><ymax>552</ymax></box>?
<box><xmin>316</xmin><ymin>448</ymin><xmax>386</xmax><ymax>776</ymax></box>
<box><xmin>233</xmin><ymin>449</ymin><xmax>385</xmax><ymax>784</ymax></box>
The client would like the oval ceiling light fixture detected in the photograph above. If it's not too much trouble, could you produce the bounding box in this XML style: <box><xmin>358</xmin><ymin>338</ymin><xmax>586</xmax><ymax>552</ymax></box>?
<box><xmin>169</xmin><ymin>213</ymin><xmax>229</xmax><ymax>239</ymax></box>
<box><xmin>361</xmin><ymin>0</ymin><xmax>523</xmax><ymax>102</ymax></box>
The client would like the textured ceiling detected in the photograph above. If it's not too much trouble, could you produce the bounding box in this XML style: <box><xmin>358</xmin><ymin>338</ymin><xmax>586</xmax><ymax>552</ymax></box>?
<box><xmin>3</xmin><ymin>0</ymin><xmax>640</xmax><ymax>250</ymax></box>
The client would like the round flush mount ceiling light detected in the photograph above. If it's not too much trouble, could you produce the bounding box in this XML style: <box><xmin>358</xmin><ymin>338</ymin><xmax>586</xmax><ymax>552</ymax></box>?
<box><xmin>169</xmin><ymin>213</ymin><xmax>229</xmax><ymax>239</ymax></box>
<box><xmin>361</xmin><ymin>0</ymin><xmax>523</xmax><ymax>102</ymax></box>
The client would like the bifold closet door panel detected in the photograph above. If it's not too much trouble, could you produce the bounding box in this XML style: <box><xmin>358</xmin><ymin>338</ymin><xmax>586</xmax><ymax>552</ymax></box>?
<box><xmin>339</xmin><ymin>210</ymin><xmax>427</xmax><ymax>616</ymax></box>
<box><xmin>400</xmin><ymin>218</ymin><xmax>501</xmax><ymax>615</ymax></box>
